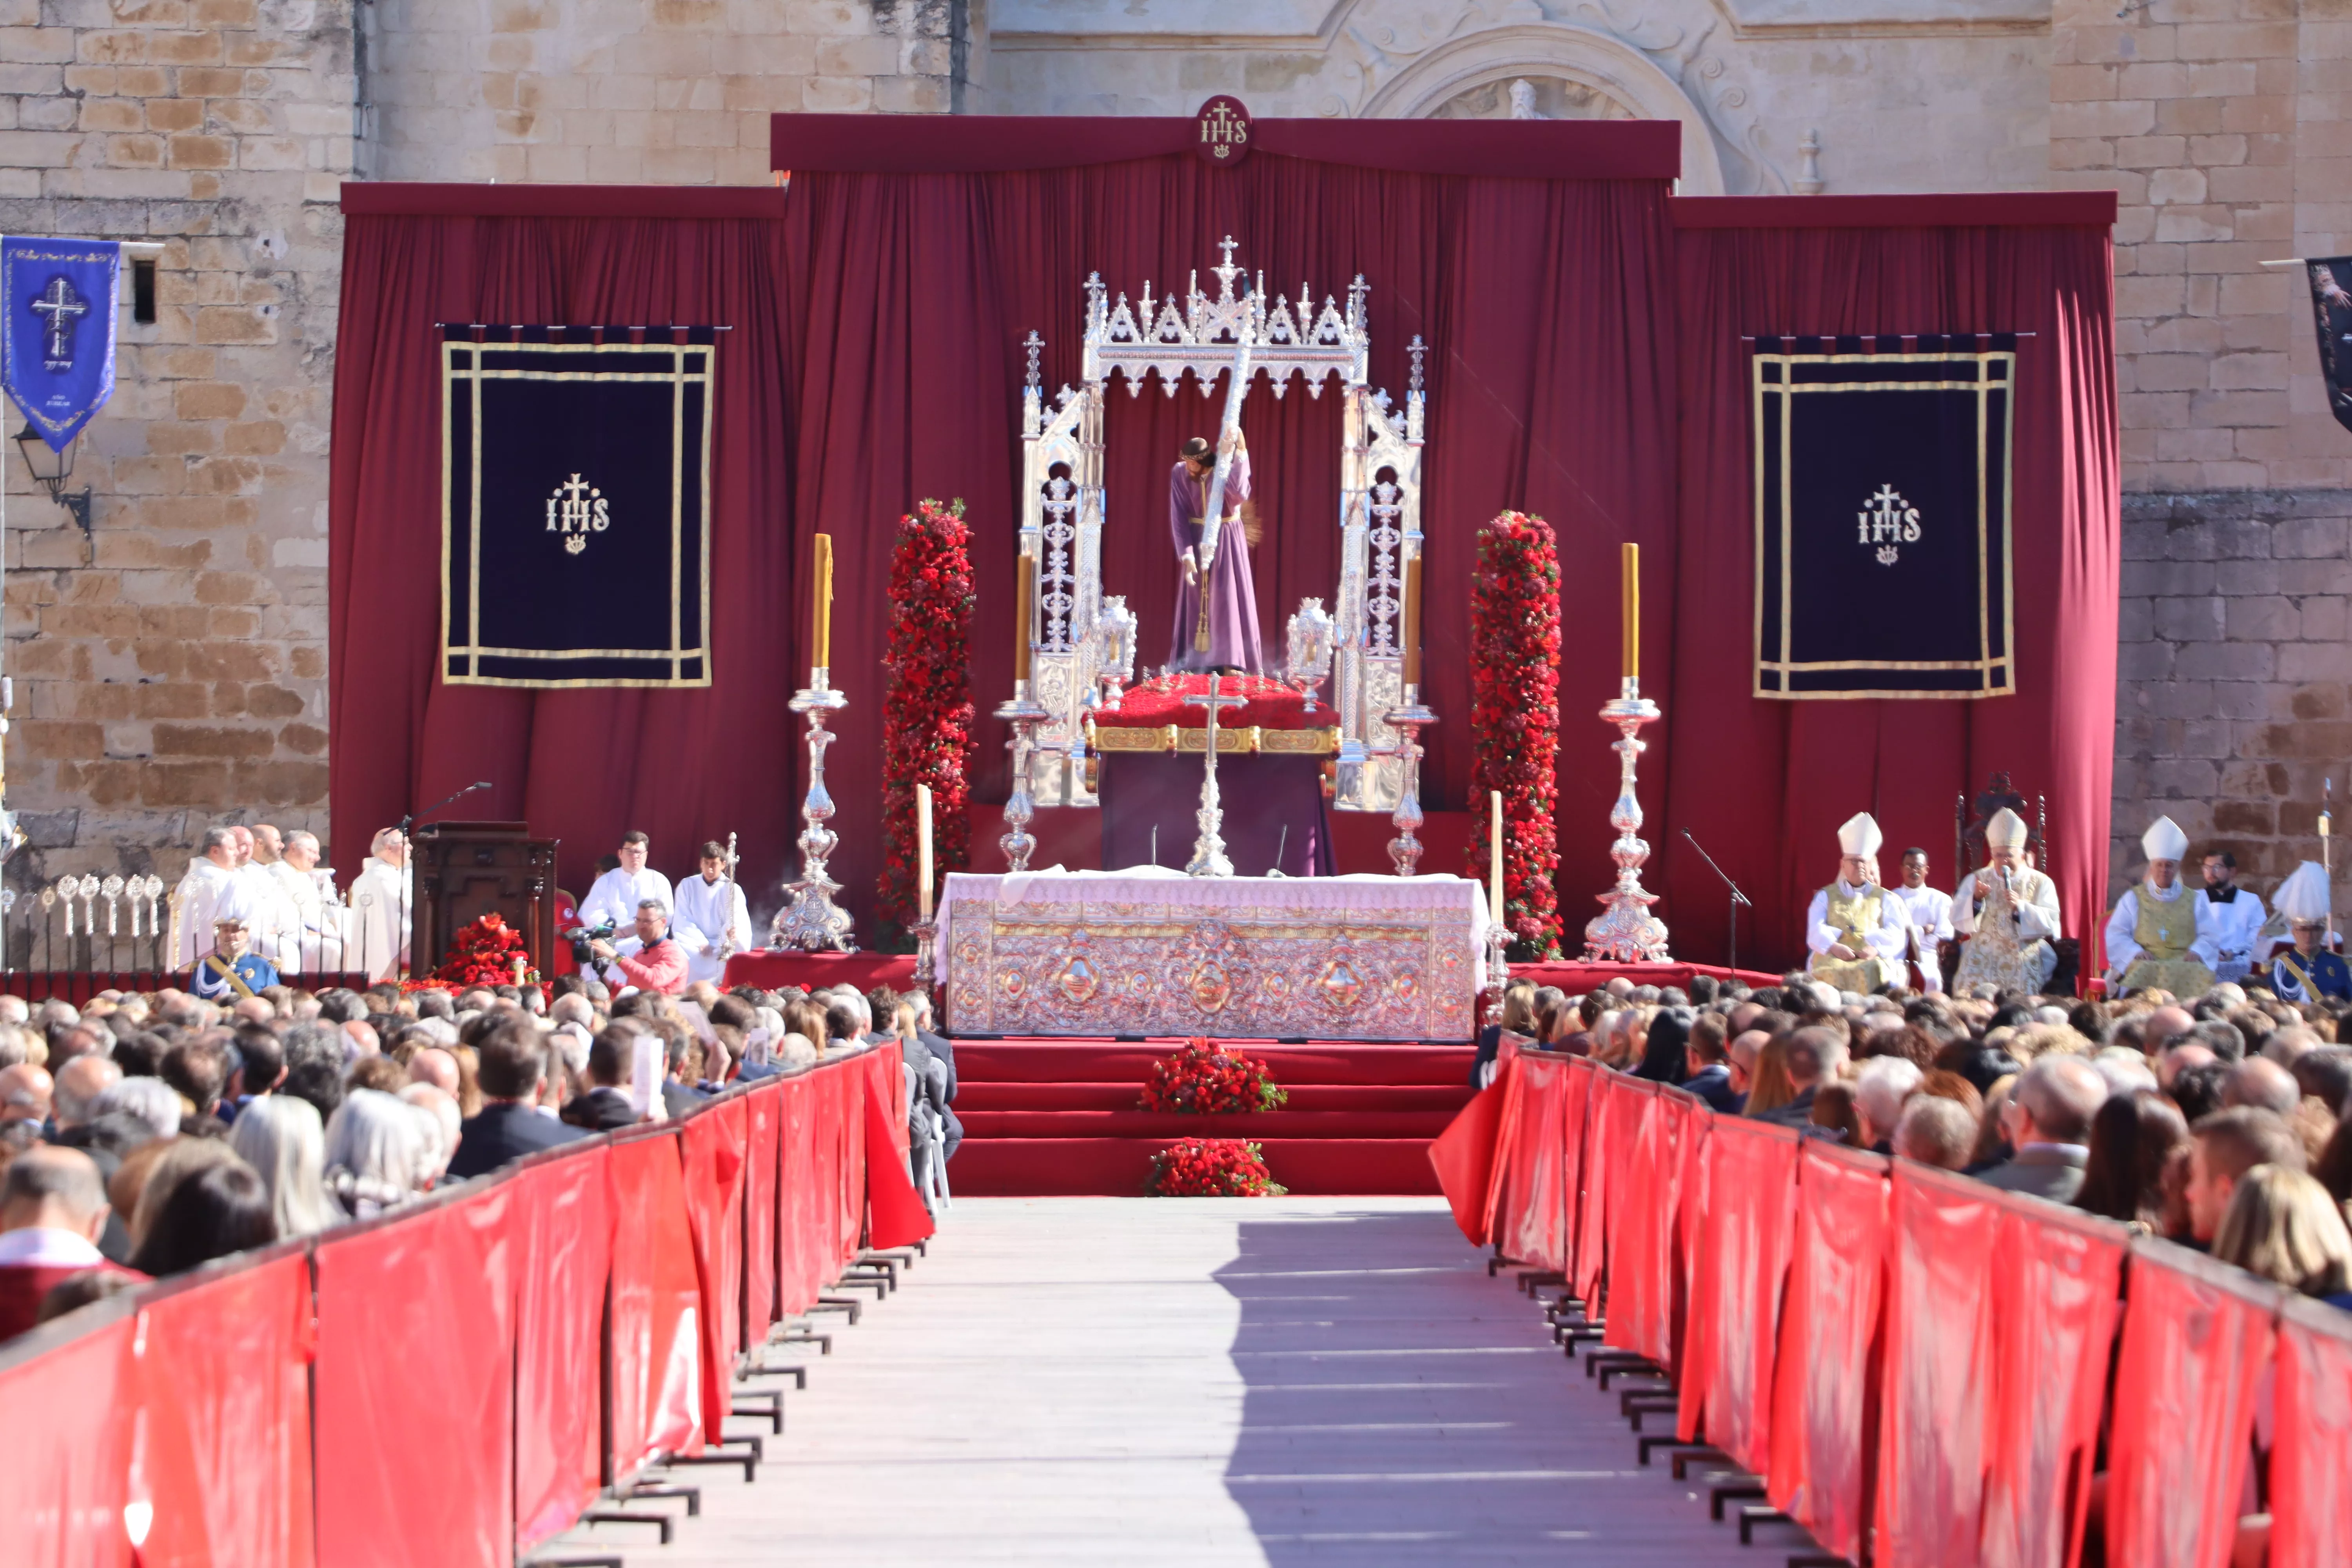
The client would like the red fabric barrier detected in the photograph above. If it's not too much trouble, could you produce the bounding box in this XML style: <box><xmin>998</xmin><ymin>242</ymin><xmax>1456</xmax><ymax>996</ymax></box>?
<box><xmin>1696</xmin><ymin>1117</ymin><xmax>1801</xmax><ymax>1475</ymax></box>
<box><xmin>0</xmin><ymin>1314</ymin><xmax>134</xmax><ymax>1566</ymax></box>
<box><xmin>606</xmin><ymin>1132</ymin><xmax>704</xmax><ymax>1476</ymax></box>
<box><xmin>1768</xmin><ymin>1142</ymin><xmax>1890</xmax><ymax>1565</ymax></box>
<box><xmin>777</xmin><ymin>1071</ymin><xmax>819</xmax><ymax>1314</ymax></box>
<box><xmin>1571</xmin><ymin>1062</ymin><xmax>1620</xmax><ymax>1303</ymax></box>
<box><xmin>836</xmin><ymin>1058</ymin><xmax>873</xmax><ymax>1267</ymax></box>
<box><xmin>1979</xmin><ymin>1198</ymin><xmax>2127</xmax><ymax>1568</ymax></box>
<box><xmin>131</xmin><ymin>1250</ymin><xmax>316</xmax><ymax>1568</ymax></box>
<box><xmin>511</xmin><ymin>1150</ymin><xmax>613</xmax><ymax>1553</ymax></box>
<box><xmin>1613</xmin><ymin>1088</ymin><xmax>1691</xmax><ymax>1364</ymax></box>
<box><xmin>864</xmin><ymin>1062</ymin><xmax>939</xmax><ymax>1251</ymax></box>
<box><xmin>1609</xmin><ymin>1081</ymin><xmax>1665</xmax><ymax>1363</ymax></box>
<box><xmin>2270</xmin><ymin>1296</ymin><xmax>2352</xmax><ymax>1568</ymax></box>
<box><xmin>314</xmin><ymin>1186</ymin><xmax>518</xmax><ymax>1568</ymax></box>
<box><xmin>2104</xmin><ymin>1241</ymin><xmax>2277</xmax><ymax>1568</ymax></box>
<box><xmin>1490</xmin><ymin>1054</ymin><xmax>1572</xmax><ymax>1270</ymax></box>
<box><xmin>1876</xmin><ymin>1163</ymin><xmax>2003</xmax><ymax>1567</ymax></box>
<box><xmin>743</xmin><ymin>1083</ymin><xmax>780</xmax><ymax>1341</ymax></box>
<box><xmin>1427</xmin><ymin>1069</ymin><xmax>1513</xmax><ymax>1247</ymax></box>
<box><xmin>681</xmin><ymin>1099</ymin><xmax>750</xmax><ymax>1438</ymax></box>
<box><xmin>1673</xmin><ymin>1102</ymin><xmax>1715</xmax><ymax>1442</ymax></box>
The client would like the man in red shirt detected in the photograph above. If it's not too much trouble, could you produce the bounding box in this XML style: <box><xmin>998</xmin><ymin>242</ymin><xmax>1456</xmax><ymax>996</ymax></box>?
<box><xmin>0</xmin><ymin>1146</ymin><xmax>146</xmax><ymax>1341</ymax></box>
<box><xmin>587</xmin><ymin>898</ymin><xmax>690</xmax><ymax>997</ymax></box>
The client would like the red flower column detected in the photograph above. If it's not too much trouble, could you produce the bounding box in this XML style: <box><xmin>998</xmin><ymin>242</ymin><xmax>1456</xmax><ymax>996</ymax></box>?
<box><xmin>877</xmin><ymin>499</ymin><xmax>978</xmax><ymax>948</ymax></box>
<box><xmin>1465</xmin><ymin>511</ymin><xmax>1563</xmax><ymax>958</ymax></box>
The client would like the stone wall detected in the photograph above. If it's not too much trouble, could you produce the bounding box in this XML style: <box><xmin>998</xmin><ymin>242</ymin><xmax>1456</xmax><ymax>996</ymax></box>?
<box><xmin>0</xmin><ymin>0</ymin><xmax>355</xmax><ymax>907</ymax></box>
<box><xmin>2114</xmin><ymin>491</ymin><xmax>2351</xmax><ymax>901</ymax></box>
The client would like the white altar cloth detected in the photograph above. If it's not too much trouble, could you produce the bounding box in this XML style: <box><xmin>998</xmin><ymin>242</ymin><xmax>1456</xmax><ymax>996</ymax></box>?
<box><xmin>939</xmin><ymin>867</ymin><xmax>1489</xmax><ymax>1042</ymax></box>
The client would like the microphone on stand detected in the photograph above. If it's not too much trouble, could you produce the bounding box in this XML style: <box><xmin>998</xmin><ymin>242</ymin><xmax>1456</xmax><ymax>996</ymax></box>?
<box><xmin>1682</xmin><ymin>830</ymin><xmax>1751</xmax><ymax>975</ymax></box>
<box><xmin>394</xmin><ymin>781</ymin><xmax>491</xmax><ymax>980</ymax></box>
<box><xmin>402</xmin><ymin>780</ymin><xmax>493</xmax><ymax>835</ymax></box>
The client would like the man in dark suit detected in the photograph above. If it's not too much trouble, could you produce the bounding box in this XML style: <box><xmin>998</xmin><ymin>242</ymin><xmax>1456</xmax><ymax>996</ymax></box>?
<box><xmin>1681</xmin><ymin>1014</ymin><xmax>1743</xmax><ymax>1114</ymax></box>
<box><xmin>1755</xmin><ymin>1026</ymin><xmax>1846</xmax><ymax>1127</ymax></box>
<box><xmin>910</xmin><ymin>992</ymin><xmax>961</xmax><ymax>1161</ymax></box>
<box><xmin>1976</xmin><ymin>1056</ymin><xmax>2105</xmax><ymax>1205</ymax></box>
<box><xmin>444</xmin><ymin>1019</ymin><xmax>589</xmax><ymax>1181</ymax></box>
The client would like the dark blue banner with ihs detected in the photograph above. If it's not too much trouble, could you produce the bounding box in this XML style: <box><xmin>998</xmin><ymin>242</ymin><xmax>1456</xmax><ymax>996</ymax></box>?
<box><xmin>441</xmin><ymin>325</ymin><xmax>715</xmax><ymax>688</ymax></box>
<box><xmin>2</xmin><ymin>237</ymin><xmax>120</xmax><ymax>451</ymax></box>
<box><xmin>1751</xmin><ymin>334</ymin><xmax>2017</xmax><ymax>700</ymax></box>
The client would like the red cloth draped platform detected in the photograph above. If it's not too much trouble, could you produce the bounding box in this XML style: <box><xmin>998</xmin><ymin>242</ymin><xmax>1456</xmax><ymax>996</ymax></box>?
<box><xmin>1507</xmin><ymin>960</ymin><xmax>1781</xmax><ymax>992</ymax></box>
<box><xmin>951</xmin><ymin>1038</ymin><xmax>1476</xmax><ymax>1197</ymax></box>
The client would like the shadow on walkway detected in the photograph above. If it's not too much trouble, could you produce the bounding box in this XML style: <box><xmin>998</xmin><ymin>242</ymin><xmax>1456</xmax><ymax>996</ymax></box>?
<box><xmin>1212</xmin><ymin>1203</ymin><xmax>1743</xmax><ymax>1566</ymax></box>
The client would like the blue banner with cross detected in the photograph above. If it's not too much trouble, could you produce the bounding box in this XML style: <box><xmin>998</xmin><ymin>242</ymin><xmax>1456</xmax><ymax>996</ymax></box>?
<box><xmin>0</xmin><ymin>236</ymin><xmax>120</xmax><ymax>451</ymax></box>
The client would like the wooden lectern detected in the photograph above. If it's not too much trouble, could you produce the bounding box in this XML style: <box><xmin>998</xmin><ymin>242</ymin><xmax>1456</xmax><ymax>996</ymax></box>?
<box><xmin>411</xmin><ymin>821</ymin><xmax>560</xmax><ymax>978</ymax></box>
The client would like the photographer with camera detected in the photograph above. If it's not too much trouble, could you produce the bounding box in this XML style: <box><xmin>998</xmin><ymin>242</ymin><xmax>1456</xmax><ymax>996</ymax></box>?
<box><xmin>587</xmin><ymin>898</ymin><xmax>689</xmax><ymax>997</ymax></box>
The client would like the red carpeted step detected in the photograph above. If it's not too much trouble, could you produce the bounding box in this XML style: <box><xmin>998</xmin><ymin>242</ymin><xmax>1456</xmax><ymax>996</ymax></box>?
<box><xmin>953</xmin><ymin>1040</ymin><xmax>1476</xmax><ymax>1086</ymax></box>
<box><xmin>949</xmin><ymin>1137</ymin><xmax>1442</xmax><ymax>1197</ymax></box>
<box><xmin>955</xmin><ymin>1108</ymin><xmax>1461</xmax><ymax>1140</ymax></box>
<box><xmin>954</xmin><ymin>1082</ymin><xmax>1476</xmax><ymax>1113</ymax></box>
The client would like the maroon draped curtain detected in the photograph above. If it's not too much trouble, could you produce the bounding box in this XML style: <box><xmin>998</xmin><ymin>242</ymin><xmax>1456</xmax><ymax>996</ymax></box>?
<box><xmin>328</xmin><ymin>189</ymin><xmax>801</xmax><ymax>902</ymax></box>
<box><xmin>328</xmin><ymin>165</ymin><xmax>2115</xmax><ymax>969</ymax></box>
<box><xmin>1659</xmin><ymin>198</ymin><xmax>2119</xmax><ymax>967</ymax></box>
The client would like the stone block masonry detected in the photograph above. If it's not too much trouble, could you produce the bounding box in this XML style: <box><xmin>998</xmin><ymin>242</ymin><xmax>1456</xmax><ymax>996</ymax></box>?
<box><xmin>2114</xmin><ymin>491</ymin><xmax>2352</xmax><ymax>905</ymax></box>
<box><xmin>0</xmin><ymin>0</ymin><xmax>356</xmax><ymax>901</ymax></box>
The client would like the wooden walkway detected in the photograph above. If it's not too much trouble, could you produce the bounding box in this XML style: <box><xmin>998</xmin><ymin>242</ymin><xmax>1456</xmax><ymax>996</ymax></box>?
<box><xmin>560</xmin><ymin>1197</ymin><xmax>1756</xmax><ymax>1566</ymax></box>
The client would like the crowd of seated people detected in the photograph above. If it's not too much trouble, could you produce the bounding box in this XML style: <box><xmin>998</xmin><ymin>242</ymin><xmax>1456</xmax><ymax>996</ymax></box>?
<box><xmin>0</xmin><ymin>971</ymin><xmax>956</xmax><ymax>1343</ymax></box>
<box><xmin>1481</xmin><ymin>968</ymin><xmax>2352</xmax><ymax>1314</ymax></box>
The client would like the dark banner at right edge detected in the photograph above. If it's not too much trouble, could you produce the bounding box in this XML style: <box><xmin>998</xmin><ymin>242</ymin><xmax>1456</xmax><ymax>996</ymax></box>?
<box><xmin>1752</xmin><ymin>334</ymin><xmax>2016</xmax><ymax>700</ymax></box>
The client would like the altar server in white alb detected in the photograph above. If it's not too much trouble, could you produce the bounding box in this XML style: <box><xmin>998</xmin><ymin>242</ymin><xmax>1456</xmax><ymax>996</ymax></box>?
<box><xmin>227</xmin><ymin>825</ymin><xmax>299</xmax><ymax>971</ymax></box>
<box><xmin>1884</xmin><ymin>847</ymin><xmax>1955</xmax><ymax>995</ymax></box>
<box><xmin>1952</xmin><ymin>808</ymin><xmax>2065</xmax><ymax>993</ymax></box>
<box><xmin>2195</xmin><ymin>850</ymin><xmax>2267</xmax><ymax>985</ymax></box>
<box><xmin>1805</xmin><ymin>813</ymin><xmax>1909</xmax><ymax>993</ymax></box>
<box><xmin>579</xmin><ymin>831</ymin><xmax>673</xmax><ymax>940</ymax></box>
<box><xmin>2104</xmin><ymin>815</ymin><xmax>2217</xmax><ymax>997</ymax></box>
<box><xmin>169</xmin><ymin>826</ymin><xmax>243</xmax><ymax>970</ymax></box>
<box><xmin>671</xmin><ymin>840</ymin><xmax>753</xmax><ymax>987</ymax></box>
<box><xmin>347</xmin><ymin>827</ymin><xmax>413</xmax><ymax>983</ymax></box>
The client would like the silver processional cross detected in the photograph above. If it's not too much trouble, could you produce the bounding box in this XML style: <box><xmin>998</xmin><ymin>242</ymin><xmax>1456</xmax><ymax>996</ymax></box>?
<box><xmin>1183</xmin><ymin>674</ymin><xmax>1249</xmax><ymax>878</ymax></box>
<box><xmin>31</xmin><ymin>275</ymin><xmax>87</xmax><ymax>369</ymax></box>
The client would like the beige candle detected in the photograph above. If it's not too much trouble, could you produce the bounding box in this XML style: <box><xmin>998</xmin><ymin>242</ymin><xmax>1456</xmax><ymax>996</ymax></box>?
<box><xmin>1490</xmin><ymin>789</ymin><xmax>1504</xmax><ymax>929</ymax></box>
<box><xmin>812</xmin><ymin>533</ymin><xmax>834</xmax><ymax>671</ymax></box>
<box><xmin>916</xmin><ymin>782</ymin><xmax>935</xmax><ymax>922</ymax></box>
<box><xmin>1014</xmin><ymin>554</ymin><xmax>1034</xmax><ymax>683</ymax></box>
<box><xmin>1621</xmin><ymin>541</ymin><xmax>1639</xmax><ymax>682</ymax></box>
<box><xmin>1401</xmin><ymin>552</ymin><xmax>1423</xmax><ymax>688</ymax></box>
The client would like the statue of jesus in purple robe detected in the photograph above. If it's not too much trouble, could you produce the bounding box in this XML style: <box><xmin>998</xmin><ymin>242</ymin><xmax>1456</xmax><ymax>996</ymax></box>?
<box><xmin>1168</xmin><ymin>431</ymin><xmax>1264</xmax><ymax>673</ymax></box>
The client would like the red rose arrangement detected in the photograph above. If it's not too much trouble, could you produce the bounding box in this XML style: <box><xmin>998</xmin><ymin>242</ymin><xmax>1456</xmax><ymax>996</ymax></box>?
<box><xmin>1139</xmin><ymin>1039</ymin><xmax>1287</xmax><ymax>1114</ymax></box>
<box><xmin>1465</xmin><ymin>510</ymin><xmax>1564</xmax><ymax>959</ymax></box>
<box><xmin>1147</xmin><ymin>1137</ymin><xmax>1286</xmax><ymax>1198</ymax></box>
<box><xmin>877</xmin><ymin>498</ymin><xmax>978</xmax><ymax>949</ymax></box>
<box><xmin>429</xmin><ymin>911</ymin><xmax>538</xmax><ymax>987</ymax></box>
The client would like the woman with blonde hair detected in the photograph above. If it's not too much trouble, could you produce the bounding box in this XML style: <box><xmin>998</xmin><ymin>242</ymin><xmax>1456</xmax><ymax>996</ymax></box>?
<box><xmin>2213</xmin><ymin>1165</ymin><xmax>2352</xmax><ymax>1303</ymax></box>
<box><xmin>1744</xmin><ymin>1036</ymin><xmax>1798</xmax><ymax>1118</ymax></box>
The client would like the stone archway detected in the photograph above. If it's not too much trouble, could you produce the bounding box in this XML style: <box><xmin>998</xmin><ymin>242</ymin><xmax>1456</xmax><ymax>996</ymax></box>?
<box><xmin>1361</xmin><ymin>24</ymin><xmax>1729</xmax><ymax>196</ymax></box>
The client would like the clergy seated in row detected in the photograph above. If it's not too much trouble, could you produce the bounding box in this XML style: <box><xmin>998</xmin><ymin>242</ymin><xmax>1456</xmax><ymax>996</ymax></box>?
<box><xmin>2103</xmin><ymin>815</ymin><xmax>2218</xmax><ymax>998</ymax></box>
<box><xmin>2272</xmin><ymin>861</ymin><xmax>2352</xmax><ymax>1003</ymax></box>
<box><xmin>1804</xmin><ymin>813</ymin><xmax>1907</xmax><ymax>993</ymax></box>
<box><xmin>2196</xmin><ymin>849</ymin><xmax>2268</xmax><ymax>985</ymax></box>
<box><xmin>1951</xmin><ymin>808</ymin><xmax>2064</xmax><ymax>994</ymax></box>
<box><xmin>186</xmin><ymin>911</ymin><xmax>278</xmax><ymax>1002</ymax></box>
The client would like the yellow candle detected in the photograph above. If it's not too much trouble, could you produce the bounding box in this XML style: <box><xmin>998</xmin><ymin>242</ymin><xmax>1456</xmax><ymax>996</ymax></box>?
<box><xmin>1490</xmin><ymin>789</ymin><xmax>1504</xmax><ymax>928</ymax></box>
<box><xmin>916</xmin><ymin>782</ymin><xmax>935</xmax><ymax>922</ymax></box>
<box><xmin>1014</xmin><ymin>554</ymin><xmax>1034</xmax><ymax>683</ymax></box>
<box><xmin>1401</xmin><ymin>552</ymin><xmax>1423</xmax><ymax>688</ymax></box>
<box><xmin>1621</xmin><ymin>541</ymin><xmax>1639</xmax><ymax>682</ymax></box>
<box><xmin>812</xmin><ymin>533</ymin><xmax>833</xmax><ymax>671</ymax></box>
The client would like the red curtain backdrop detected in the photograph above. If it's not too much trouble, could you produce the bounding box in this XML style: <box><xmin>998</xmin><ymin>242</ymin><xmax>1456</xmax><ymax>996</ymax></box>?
<box><xmin>330</xmin><ymin>154</ymin><xmax>2115</xmax><ymax>969</ymax></box>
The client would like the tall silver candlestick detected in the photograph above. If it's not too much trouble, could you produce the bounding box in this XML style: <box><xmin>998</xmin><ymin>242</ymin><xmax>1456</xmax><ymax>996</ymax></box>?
<box><xmin>772</xmin><ymin>668</ymin><xmax>857</xmax><ymax>951</ymax></box>
<box><xmin>911</xmin><ymin>916</ymin><xmax>938</xmax><ymax>992</ymax></box>
<box><xmin>1583</xmin><ymin>676</ymin><xmax>1670</xmax><ymax>963</ymax></box>
<box><xmin>1384</xmin><ymin>687</ymin><xmax>1438</xmax><ymax>875</ymax></box>
<box><xmin>1182</xmin><ymin>673</ymin><xmax>1249</xmax><ymax>878</ymax></box>
<box><xmin>994</xmin><ymin>682</ymin><xmax>1051</xmax><ymax>872</ymax></box>
<box><xmin>1484</xmin><ymin>915</ymin><xmax>1512</xmax><ymax>1027</ymax></box>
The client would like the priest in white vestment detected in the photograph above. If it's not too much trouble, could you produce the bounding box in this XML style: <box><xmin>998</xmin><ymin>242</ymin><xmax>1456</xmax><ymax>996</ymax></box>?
<box><xmin>672</xmin><ymin>840</ymin><xmax>752</xmax><ymax>987</ymax></box>
<box><xmin>269</xmin><ymin>829</ymin><xmax>346</xmax><ymax>975</ymax></box>
<box><xmin>1952</xmin><ymin>808</ymin><xmax>2064</xmax><ymax>994</ymax></box>
<box><xmin>579</xmin><ymin>832</ymin><xmax>674</xmax><ymax>948</ymax></box>
<box><xmin>1883</xmin><ymin>847</ymin><xmax>1956</xmax><ymax>995</ymax></box>
<box><xmin>2104</xmin><ymin>816</ymin><xmax>2218</xmax><ymax>997</ymax></box>
<box><xmin>227</xmin><ymin>825</ymin><xmax>299</xmax><ymax>971</ymax></box>
<box><xmin>347</xmin><ymin>828</ymin><xmax>413</xmax><ymax>983</ymax></box>
<box><xmin>2194</xmin><ymin>850</ymin><xmax>2267</xmax><ymax>985</ymax></box>
<box><xmin>169</xmin><ymin>826</ymin><xmax>243</xmax><ymax>970</ymax></box>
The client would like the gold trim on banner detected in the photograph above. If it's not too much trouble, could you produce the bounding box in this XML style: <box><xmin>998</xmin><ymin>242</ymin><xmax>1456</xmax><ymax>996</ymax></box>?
<box><xmin>1751</xmin><ymin>344</ymin><xmax>2017</xmax><ymax>702</ymax></box>
<box><xmin>439</xmin><ymin>338</ymin><xmax>716</xmax><ymax>690</ymax></box>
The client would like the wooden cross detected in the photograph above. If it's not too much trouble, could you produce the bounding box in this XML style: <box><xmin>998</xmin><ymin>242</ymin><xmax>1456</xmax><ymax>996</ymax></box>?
<box><xmin>30</xmin><ymin>275</ymin><xmax>87</xmax><ymax>369</ymax></box>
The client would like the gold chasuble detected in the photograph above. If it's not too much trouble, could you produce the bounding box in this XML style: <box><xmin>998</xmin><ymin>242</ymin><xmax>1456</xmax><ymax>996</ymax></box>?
<box><xmin>2121</xmin><ymin>884</ymin><xmax>2215</xmax><ymax>998</ymax></box>
<box><xmin>1809</xmin><ymin>882</ymin><xmax>1889</xmax><ymax>993</ymax></box>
